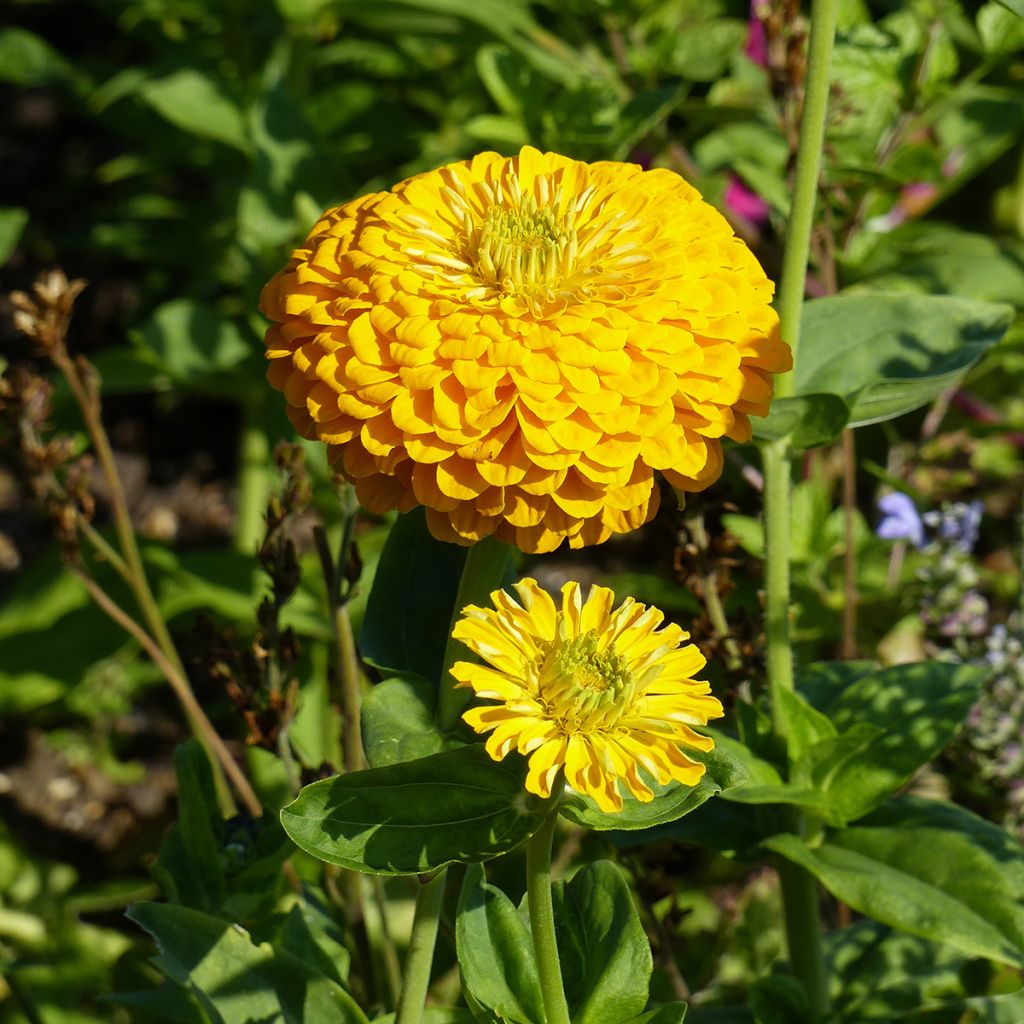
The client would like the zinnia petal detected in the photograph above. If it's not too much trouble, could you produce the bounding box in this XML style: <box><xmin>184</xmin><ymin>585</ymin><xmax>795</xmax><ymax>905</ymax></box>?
<box><xmin>454</xmin><ymin>578</ymin><xmax>723</xmax><ymax>812</ymax></box>
<box><xmin>262</xmin><ymin>147</ymin><xmax>790</xmax><ymax>553</ymax></box>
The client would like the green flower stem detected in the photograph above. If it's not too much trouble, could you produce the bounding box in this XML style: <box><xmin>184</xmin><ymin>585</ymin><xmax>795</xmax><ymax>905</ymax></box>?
<box><xmin>436</xmin><ymin>537</ymin><xmax>513</xmax><ymax>733</ymax></box>
<box><xmin>235</xmin><ymin>398</ymin><xmax>271</xmax><ymax>555</ymax></box>
<box><xmin>763</xmin><ymin>442</ymin><xmax>795</xmax><ymax>713</ymax></box>
<box><xmin>394</xmin><ymin>871</ymin><xmax>446</xmax><ymax>1024</ymax></box>
<box><xmin>773</xmin><ymin>0</ymin><xmax>841</xmax><ymax>398</ymax></box>
<box><xmin>527</xmin><ymin>781</ymin><xmax>571</xmax><ymax>1024</ymax></box>
<box><xmin>394</xmin><ymin>539</ymin><xmax>513</xmax><ymax>1024</ymax></box>
<box><xmin>777</xmin><ymin>857</ymin><xmax>830</xmax><ymax>1014</ymax></box>
<box><xmin>762</xmin><ymin>0</ymin><xmax>838</xmax><ymax>1017</ymax></box>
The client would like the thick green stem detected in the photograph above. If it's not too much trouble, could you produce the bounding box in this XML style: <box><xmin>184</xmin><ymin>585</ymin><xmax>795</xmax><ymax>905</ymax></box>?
<box><xmin>236</xmin><ymin>400</ymin><xmax>271</xmax><ymax>555</ymax></box>
<box><xmin>436</xmin><ymin>537</ymin><xmax>513</xmax><ymax>733</ymax></box>
<box><xmin>527</xmin><ymin>785</ymin><xmax>571</xmax><ymax>1024</ymax></box>
<box><xmin>763</xmin><ymin>442</ymin><xmax>795</xmax><ymax>717</ymax></box>
<box><xmin>393</xmin><ymin>872</ymin><xmax>446</xmax><ymax>1024</ymax></box>
<box><xmin>395</xmin><ymin>539</ymin><xmax>512</xmax><ymax>1022</ymax></box>
<box><xmin>773</xmin><ymin>0</ymin><xmax>841</xmax><ymax>399</ymax></box>
<box><xmin>762</xmin><ymin>0</ymin><xmax>839</xmax><ymax>1017</ymax></box>
<box><xmin>335</xmin><ymin>604</ymin><xmax>365</xmax><ymax>774</ymax></box>
<box><xmin>777</xmin><ymin>860</ymin><xmax>830</xmax><ymax>1015</ymax></box>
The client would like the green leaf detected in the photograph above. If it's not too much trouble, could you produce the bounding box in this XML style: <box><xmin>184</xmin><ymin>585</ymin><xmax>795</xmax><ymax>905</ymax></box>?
<box><xmin>361</xmin><ymin>673</ymin><xmax>456</xmax><ymax>768</ymax></box>
<box><xmin>360</xmin><ymin>508</ymin><xmax>468</xmax><ymax>682</ymax></box>
<box><xmin>709</xmin><ymin>732</ymin><xmax>835</xmax><ymax>819</ymax></box>
<box><xmin>752</xmin><ymin>394</ymin><xmax>850</xmax><ymax>450</ymax></box>
<box><xmin>652</xmin><ymin>796</ymin><xmax>764</xmax><ymax>855</ymax></box>
<box><xmin>280</xmin><ymin>746</ymin><xmax>543</xmax><ymax>875</ymax></box>
<box><xmin>0</xmin><ymin>206</ymin><xmax>28</xmax><ymax>266</ymax></box>
<box><xmin>140</xmin><ymin>70</ymin><xmax>251</xmax><ymax>153</ymax></box>
<box><xmin>849</xmin><ymin>225</ymin><xmax>1024</xmax><ymax>306</ymax></box>
<box><xmin>621</xmin><ymin>1005</ymin><xmax>688</xmax><ymax>1024</ymax></box>
<box><xmin>131</xmin><ymin>300</ymin><xmax>253</xmax><ymax>383</ymax></box>
<box><xmin>155</xmin><ymin>742</ymin><xmax>226</xmax><ymax>913</ymax></box>
<box><xmin>773</xmin><ymin>688</ymin><xmax>837</xmax><ymax>764</ymax></box>
<box><xmin>993</xmin><ymin>0</ymin><xmax>1024</xmax><ymax>19</ymax></box>
<box><xmin>765</xmin><ymin>797</ymin><xmax>1024</xmax><ymax>967</ymax></box>
<box><xmin>795</xmin><ymin>660</ymin><xmax>877</xmax><ymax>715</ymax></box>
<box><xmin>829</xmin><ymin>24</ymin><xmax>904</xmax><ymax>164</ymax></box>
<box><xmin>720</xmin><ymin>513</ymin><xmax>764</xmax><ymax>560</ymax></box>
<box><xmin>824</xmin><ymin>920</ymin><xmax>964</xmax><ymax>1021</ymax></box>
<box><xmin>0</xmin><ymin>28</ymin><xmax>70</xmax><ymax>86</ymax></box>
<box><xmin>375</xmin><ymin>1012</ymin><xmax>476</xmax><ymax>1024</ymax></box>
<box><xmin>559</xmin><ymin>745</ymin><xmax>745</xmax><ymax>831</ymax></box>
<box><xmin>457</xmin><ymin>863</ymin><xmax>545</xmax><ymax>1024</ymax></box>
<box><xmin>907</xmin><ymin>992</ymin><xmax>1024</xmax><ymax>1023</ymax></box>
<box><xmin>979</xmin><ymin>3</ymin><xmax>1024</xmax><ymax>51</ymax></box>
<box><xmin>156</xmin><ymin>748</ymin><xmax>291</xmax><ymax>921</ymax></box>
<box><xmin>278</xmin><ymin>893</ymin><xmax>351</xmax><ymax>987</ymax></box>
<box><xmin>795</xmin><ymin>293</ymin><xmax>1013</xmax><ymax>427</ymax></box>
<box><xmin>128</xmin><ymin>903</ymin><xmax>368</xmax><ymax>1023</ymax></box>
<box><xmin>801</xmin><ymin>662</ymin><xmax>987</xmax><ymax>822</ymax></box>
<box><xmin>551</xmin><ymin>861</ymin><xmax>652</xmax><ymax>1024</ymax></box>
<box><xmin>748</xmin><ymin>975</ymin><xmax>810</xmax><ymax>1024</ymax></box>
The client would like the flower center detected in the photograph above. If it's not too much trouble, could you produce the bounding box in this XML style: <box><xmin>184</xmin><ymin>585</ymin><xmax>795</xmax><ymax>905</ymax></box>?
<box><xmin>536</xmin><ymin>630</ymin><xmax>636</xmax><ymax>733</ymax></box>
<box><xmin>470</xmin><ymin>197</ymin><xmax>578</xmax><ymax>295</ymax></box>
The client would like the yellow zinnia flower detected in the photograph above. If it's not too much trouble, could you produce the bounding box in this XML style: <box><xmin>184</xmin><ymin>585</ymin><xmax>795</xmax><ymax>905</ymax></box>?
<box><xmin>451</xmin><ymin>578</ymin><xmax>723</xmax><ymax>813</ymax></box>
<box><xmin>261</xmin><ymin>146</ymin><xmax>789</xmax><ymax>553</ymax></box>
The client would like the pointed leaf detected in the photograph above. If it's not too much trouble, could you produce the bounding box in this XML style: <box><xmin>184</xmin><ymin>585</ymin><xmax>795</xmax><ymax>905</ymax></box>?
<box><xmin>361</xmin><ymin>508</ymin><xmax>467</xmax><ymax>682</ymax></box>
<box><xmin>765</xmin><ymin>797</ymin><xmax>1024</xmax><ymax>967</ymax></box>
<box><xmin>128</xmin><ymin>902</ymin><xmax>367</xmax><ymax>1023</ymax></box>
<box><xmin>802</xmin><ymin>662</ymin><xmax>987</xmax><ymax>822</ymax></box>
<box><xmin>551</xmin><ymin>861</ymin><xmax>651</xmax><ymax>1024</ymax></box>
<box><xmin>795</xmin><ymin>293</ymin><xmax>1012</xmax><ymax>427</ymax></box>
<box><xmin>361</xmin><ymin>673</ymin><xmax>455</xmax><ymax>768</ymax></box>
<box><xmin>457</xmin><ymin>863</ymin><xmax>545</xmax><ymax>1024</ymax></box>
<box><xmin>280</xmin><ymin>746</ymin><xmax>543</xmax><ymax>875</ymax></box>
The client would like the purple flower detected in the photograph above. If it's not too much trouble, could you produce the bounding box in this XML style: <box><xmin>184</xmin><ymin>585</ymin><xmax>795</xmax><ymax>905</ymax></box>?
<box><xmin>724</xmin><ymin>175</ymin><xmax>770</xmax><ymax>225</ymax></box>
<box><xmin>876</xmin><ymin>492</ymin><xmax>925</xmax><ymax>548</ymax></box>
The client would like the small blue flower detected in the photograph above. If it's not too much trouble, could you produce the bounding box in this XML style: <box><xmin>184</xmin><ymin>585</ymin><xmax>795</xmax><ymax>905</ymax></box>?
<box><xmin>943</xmin><ymin>500</ymin><xmax>984</xmax><ymax>553</ymax></box>
<box><xmin>876</xmin><ymin>492</ymin><xmax>925</xmax><ymax>548</ymax></box>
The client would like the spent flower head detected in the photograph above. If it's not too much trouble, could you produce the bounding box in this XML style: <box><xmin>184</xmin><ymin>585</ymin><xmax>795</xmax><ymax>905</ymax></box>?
<box><xmin>451</xmin><ymin>578</ymin><xmax>723</xmax><ymax>812</ymax></box>
<box><xmin>261</xmin><ymin>146</ymin><xmax>790</xmax><ymax>553</ymax></box>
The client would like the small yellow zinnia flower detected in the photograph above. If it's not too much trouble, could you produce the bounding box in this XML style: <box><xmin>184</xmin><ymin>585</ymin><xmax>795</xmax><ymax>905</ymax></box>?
<box><xmin>261</xmin><ymin>146</ymin><xmax>789</xmax><ymax>553</ymax></box>
<box><xmin>451</xmin><ymin>578</ymin><xmax>723</xmax><ymax>813</ymax></box>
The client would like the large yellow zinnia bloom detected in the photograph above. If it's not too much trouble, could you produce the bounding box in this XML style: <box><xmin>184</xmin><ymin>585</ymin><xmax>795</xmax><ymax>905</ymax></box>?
<box><xmin>261</xmin><ymin>146</ymin><xmax>789</xmax><ymax>553</ymax></box>
<box><xmin>451</xmin><ymin>578</ymin><xmax>723</xmax><ymax>813</ymax></box>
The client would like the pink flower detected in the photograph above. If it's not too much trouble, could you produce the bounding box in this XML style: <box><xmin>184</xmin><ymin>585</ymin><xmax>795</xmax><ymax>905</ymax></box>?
<box><xmin>744</xmin><ymin>3</ymin><xmax>769</xmax><ymax>67</ymax></box>
<box><xmin>724</xmin><ymin>174</ymin><xmax>770</xmax><ymax>225</ymax></box>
